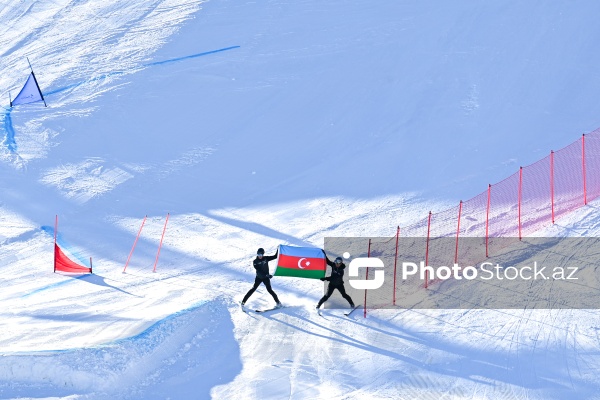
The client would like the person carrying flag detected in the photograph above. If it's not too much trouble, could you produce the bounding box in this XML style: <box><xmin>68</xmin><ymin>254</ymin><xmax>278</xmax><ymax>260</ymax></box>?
<box><xmin>316</xmin><ymin>252</ymin><xmax>355</xmax><ymax>309</ymax></box>
<box><xmin>242</xmin><ymin>247</ymin><xmax>282</xmax><ymax>307</ymax></box>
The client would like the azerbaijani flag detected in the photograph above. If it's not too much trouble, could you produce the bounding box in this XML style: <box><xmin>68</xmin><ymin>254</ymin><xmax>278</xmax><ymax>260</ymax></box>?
<box><xmin>274</xmin><ymin>245</ymin><xmax>326</xmax><ymax>279</ymax></box>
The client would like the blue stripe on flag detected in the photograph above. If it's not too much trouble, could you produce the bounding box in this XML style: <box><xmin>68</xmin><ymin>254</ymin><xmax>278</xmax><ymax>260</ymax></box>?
<box><xmin>279</xmin><ymin>244</ymin><xmax>324</xmax><ymax>258</ymax></box>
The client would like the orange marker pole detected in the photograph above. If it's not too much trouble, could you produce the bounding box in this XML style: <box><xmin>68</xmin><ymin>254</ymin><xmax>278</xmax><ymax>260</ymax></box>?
<box><xmin>153</xmin><ymin>213</ymin><xmax>170</xmax><ymax>272</ymax></box>
<box><xmin>123</xmin><ymin>215</ymin><xmax>147</xmax><ymax>273</ymax></box>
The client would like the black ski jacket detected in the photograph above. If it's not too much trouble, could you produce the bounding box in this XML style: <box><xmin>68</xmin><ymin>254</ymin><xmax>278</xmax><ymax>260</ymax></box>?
<box><xmin>253</xmin><ymin>251</ymin><xmax>278</xmax><ymax>279</ymax></box>
<box><xmin>324</xmin><ymin>257</ymin><xmax>346</xmax><ymax>286</ymax></box>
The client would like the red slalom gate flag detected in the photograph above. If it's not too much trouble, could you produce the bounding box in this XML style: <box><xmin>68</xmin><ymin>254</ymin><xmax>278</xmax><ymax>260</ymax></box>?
<box><xmin>274</xmin><ymin>245</ymin><xmax>326</xmax><ymax>279</ymax></box>
<box><xmin>55</xmin><ymin>244</ymin><xmax>92</xmax><ymax>273</ymax></box>
<box><xmin>53</xmin><ymin>215</ymin><xmax>92</xmax><ymax>274</ymax></box>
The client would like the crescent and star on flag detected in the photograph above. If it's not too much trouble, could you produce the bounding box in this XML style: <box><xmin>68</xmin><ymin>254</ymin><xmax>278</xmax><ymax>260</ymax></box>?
<box><xmin>297</xmin><ymin>257</ymin><xmax>310</xmax><ymax>269</ymax></box>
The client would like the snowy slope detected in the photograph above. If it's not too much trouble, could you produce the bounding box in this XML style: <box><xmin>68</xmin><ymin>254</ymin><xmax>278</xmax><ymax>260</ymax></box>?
<box><xmin>1</xmin><ymin>0</ymin><xmax>600</xmax><ymax>399</ymax></box>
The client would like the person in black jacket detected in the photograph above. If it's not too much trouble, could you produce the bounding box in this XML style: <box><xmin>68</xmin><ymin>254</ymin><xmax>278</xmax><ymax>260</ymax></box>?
<box><xmin>316</xmin><ymin>253</ymin><xmax>355</xmax><ymax>309</ymax></box>
<box><xmin>242</xmin><ymin>247</ymin><xmax>282</xmax><ymax>307</ymax></box>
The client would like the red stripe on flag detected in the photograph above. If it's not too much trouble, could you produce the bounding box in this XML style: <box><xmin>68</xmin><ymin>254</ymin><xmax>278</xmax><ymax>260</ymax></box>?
<box><xmin>278</xmin><ymin>254</ymin><xmax>325</xmax><ymax>271</ymax></box>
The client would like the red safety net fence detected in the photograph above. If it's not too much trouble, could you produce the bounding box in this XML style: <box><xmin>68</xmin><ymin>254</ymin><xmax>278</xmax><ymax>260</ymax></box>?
<box><xmin>364</xmin><ymin>128</ymin><xmax>600</xmax><ymax>315</ymax></box>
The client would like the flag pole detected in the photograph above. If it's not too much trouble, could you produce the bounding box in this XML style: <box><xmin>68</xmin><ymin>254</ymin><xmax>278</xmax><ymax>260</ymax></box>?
<box><xmin>26</xmin><ymin>57</ymin><xmax>47</xmax><ymax>107</ymax></box>
<box><xmin>54</xmin><ymin>215</ymin><xmax>58</xmax><ymax>273</ymax></box>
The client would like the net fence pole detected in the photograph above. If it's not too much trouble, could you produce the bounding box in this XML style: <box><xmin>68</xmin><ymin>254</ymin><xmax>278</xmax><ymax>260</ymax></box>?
<box><xmin>486</xmin><ymin>185</ymin><xmax>491</xmax><ymax>258</ymax></box>
<box><xmin>454</xmin><ymin>200</ymin><xmax>462</xmax><ymax>264</ymax></box>
<box><xmin>551</xmin><ymin>150</ymin><xmax>555</xmax><ymax>224</ymax></box>
<box><xmin>425</xmin><ymin>211</ymin><xmax>432</xmax><ymax>289</ymax></box>
<box><xmin>364</xmin><ymin>239</ymin><xmax>371</xmax><ymax>318</ymax></box>
<box><xmin>393</xmin><ymin>226</ymin><xmax>400</xmax><ymax>306</ymax></box>
<box><xmin>582</xmin><ymin>134</ymin><xmax>587</xmax><ymax>205</ymax></box>
<box><xmin>518</xmin><ymin>167</ymin><xmax>523</xmax><ymax>241</ymax></box>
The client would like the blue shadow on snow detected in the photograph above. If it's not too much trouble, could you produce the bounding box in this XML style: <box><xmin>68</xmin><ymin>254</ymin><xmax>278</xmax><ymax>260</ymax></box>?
<box><xmin>2</xmin><ymin>46</ymin><xmax>240</xmax><ymax>153</ymax></box>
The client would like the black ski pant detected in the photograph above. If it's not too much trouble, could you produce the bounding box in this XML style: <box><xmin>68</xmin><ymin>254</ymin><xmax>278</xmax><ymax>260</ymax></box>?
<box><xmin>243</xmin><ymin>276</ymin><xmax>280</xmax><ymax>304</ymax></box>
<box><xmin>317</xmin><ymin>283</ymin><xmax>354</xmax><ymax>308</ymax></box>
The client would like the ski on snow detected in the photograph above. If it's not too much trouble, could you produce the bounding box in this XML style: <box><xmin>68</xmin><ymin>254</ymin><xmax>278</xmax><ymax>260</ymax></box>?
<box><xmin>344</xmin><ymin>305</ymin><xmax>361</xmax><ymax>317</ymax></box>
<box><xmin>317</xmin><ymin>305</ymin><xmax>361</xmax><ymax>317</ymax></box>
<box><xmin>255</xmin><ymin>305</ymin><xmax>284</xmax><ymax>313</ymax></box>
<box><xmin>240</xmin><ymin>301</ymin><xmax>284</xmax><ymax>313</ymax></box>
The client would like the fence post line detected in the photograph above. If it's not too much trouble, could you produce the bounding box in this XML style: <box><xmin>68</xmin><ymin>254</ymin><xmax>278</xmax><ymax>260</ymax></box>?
<box><xmin>425</xmin><ymin>211</ymin><xmax>432</xmax><ymax>289</ymax></box>
<box><xmin>393</xmin><ymin>226</ymin><xmax>400</xmax><ymax>306</ymax></box>
<box><xmin>486</xmin><ymin>185</ymin><xmax>491</xmax><ymax>258</ymax></box>
<box><xmin>582</xmin><ymin>134</ymin><xmax>587</xmax><ymax>205</ymax></box>
<box><xmin>364</xmin><ymin>239</ymin><xmax>371</xmax><ymax>318</ymax></box>
<box><xmin>518</xmin><ymin>167</ymin><xmax>523</xmax><ymax>240</ymax></box>
<box><xmin>454</xmin><ymin>200</ymin><xmax>463</xmax><ymax>264</ymax></box>
<box><xmin>550</xmin><ymin>150</ymin><xmax>555</xmax><ymax>224</ymax></box>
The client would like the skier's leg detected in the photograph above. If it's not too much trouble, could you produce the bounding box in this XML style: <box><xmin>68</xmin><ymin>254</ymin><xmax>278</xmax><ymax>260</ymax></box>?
<box><xmin>242</xmin><ymin>277</ymin><xmax>261</xmax><ymax>303</ymax></box>
<box><xmin>263</xmin><ymin>277</ymin><xmax>280</xmax><ymax>303</ymax></box>
<box><xmin>337</xmin><ymin>285</ymin><xmax>355</xmax><ymax>307</ymax></box>
<box><xmin>316</xmin><ymin>284</ymin><xmax>335</xmax><ymax>308</ymax></box>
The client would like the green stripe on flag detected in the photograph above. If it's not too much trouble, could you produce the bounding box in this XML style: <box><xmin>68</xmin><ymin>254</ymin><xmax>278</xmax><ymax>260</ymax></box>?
<box><xmin>274</xmin><ymin>267</ymin><xmax>325</xmax><ymax>279</ymax></box>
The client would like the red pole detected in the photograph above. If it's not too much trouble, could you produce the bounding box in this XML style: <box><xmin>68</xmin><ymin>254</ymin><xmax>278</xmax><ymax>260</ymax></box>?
<box><xmin>582</xmin><ymin>134</ymin><xmax>587</xmax><ymax>205</ymax></box>
<box><xmin>393</xmin><ymin>226</ymin><xmax>400</xmax><ymax>306</ymax></box>
<box><xmin>123</xmin><ymin>215</ymin><xmax>147</xmax><ymax>273</ymax></box>
<box><xmin>153</xmin><ymin>213</ymin><xmax>170</xmax><ymax>272</ymax></box>
<box><xmin>518</xmin><ymin>167</ymin><xmax>523</xmax><ymax>240</ymax></box>
<box><xmin>364</xmin><ymin>239</ymin><xmax>371</xmax><ymax>318</ymax></box>
<box><xmin>54</xmin><ymin>215</ymin><xmax>58</xmax><ymax>273</ymax></box>
<box><xmin>425</xmin><ymin>211</ymin><xmax>432</xmax><ymax>289</ymax></box>
<box><xmin>486</xmin><ymin>185</ymin><xmax>491</xmax><ymax>258</ymax></box>
<box><xmin>550</xmin><ymin>151</ymin><xmax>555</xmax><ymax>224</ymax></box>
<box><xmin>454</xmin><ymin>201</ymin><xmax>462</xmax><ymax>264</ymax></box>
<box><xmin>90</xmin><ymin>257</ymin><xmax>93</xmax><ymax>274</ymax></box>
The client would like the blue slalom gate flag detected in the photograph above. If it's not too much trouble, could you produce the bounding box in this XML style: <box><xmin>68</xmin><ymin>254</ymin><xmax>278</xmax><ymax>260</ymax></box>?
<box><xmin>11</xmin><ymin>72</ymin><xmax>46</xmax><ymax>107</ymax></box>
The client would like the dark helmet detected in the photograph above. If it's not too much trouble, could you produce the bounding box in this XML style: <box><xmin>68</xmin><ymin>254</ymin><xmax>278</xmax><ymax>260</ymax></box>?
<box><xmin>257</xmin><ymin>248</ymin><xmax>265</xmax><ymax>255</ymax></box>
<box><xmin>335</xmin><ymin>257</ymin><xmax>343</xmax><ymax>263</ymax></box>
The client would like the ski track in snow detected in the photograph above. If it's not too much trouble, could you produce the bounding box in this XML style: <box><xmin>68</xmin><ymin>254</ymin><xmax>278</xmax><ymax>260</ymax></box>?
<box><xmin>0</xmin><ymin>0</ymin><xmax>206</xmax><ymax>167</ymax></box>
<box><xmin>39</xmin><ymin>158</ymin><xmax>134</xmax><ymax>203</ymax></box>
